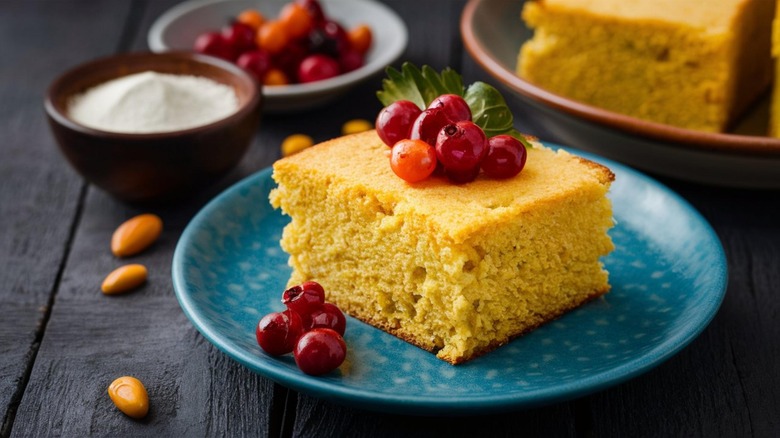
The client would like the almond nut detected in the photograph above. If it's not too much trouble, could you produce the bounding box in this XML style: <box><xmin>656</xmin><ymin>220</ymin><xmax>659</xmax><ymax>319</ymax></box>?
<box><xmin>111</xmin><ymin>214</ymin><xmax>162</xmax><ymax>257</ymax></box>
<box><xmin>101</xmin><ymin>264</ymin><xmax>148</xmax><ymax>295</ymax></box>
<box><xmin>108</xmin><ymin>376</ymin><xmax>149</xmax><ymax>419</ymax></box>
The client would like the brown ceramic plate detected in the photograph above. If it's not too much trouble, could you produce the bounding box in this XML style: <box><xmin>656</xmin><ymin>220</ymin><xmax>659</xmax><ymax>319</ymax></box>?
<box><xmin>461</xmin><ymin>0</ymin><xmax>780</xmax><ymax>188</ymax></box>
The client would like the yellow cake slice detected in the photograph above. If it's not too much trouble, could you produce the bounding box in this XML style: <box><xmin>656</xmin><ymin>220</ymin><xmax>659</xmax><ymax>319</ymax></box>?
<box><xmin>518</xmin><ymin>0</ymin><xmax>775</xmax><ymax>132</ymax></box>
<box><xmin>270</xmin><ymin>130</ymin><xmax>615</xmax><ymax>364</ymax></box>
<box><xmin>770</xmin><ymin>0</ymin><xmax>780</xmax><ymax>137</ymax></box>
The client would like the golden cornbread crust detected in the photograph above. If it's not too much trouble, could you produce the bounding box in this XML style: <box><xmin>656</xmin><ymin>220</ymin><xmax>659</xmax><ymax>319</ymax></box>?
<box><xmin>270</xmin><ymin>130</ymin><xmax>615</xmax><ymax>364</ymax></box>
<box><xmin>518</xmin><ymin>0</ymin><xmax>775</xmax><ymax>132</ymax></box>
<box><xmin>355</xmin><ymin>287</ymin><xmax>608</xmax><ymax>364</ymax></box>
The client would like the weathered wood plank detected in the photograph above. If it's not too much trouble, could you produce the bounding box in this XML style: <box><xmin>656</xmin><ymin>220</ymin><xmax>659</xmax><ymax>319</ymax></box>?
<box><xmin>290</xmin><ymin>400</ymin><xmax>578</xmax><ymax>437</ymax></box>
<box><xmin>8</xmin><ymin>0</ymin><xmax>281</xmax><ymax>436</ymax></box>
<box><xmin>0</xmin><ymin>0</ymin><xmax>127</xmax><ymax>434</ymax></box>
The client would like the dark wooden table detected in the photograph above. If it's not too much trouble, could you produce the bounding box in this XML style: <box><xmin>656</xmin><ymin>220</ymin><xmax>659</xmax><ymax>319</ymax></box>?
<box><xmin>2</xmin><ymin>1</ymin><xmax>778</xmax><ymax>436</ymax></box>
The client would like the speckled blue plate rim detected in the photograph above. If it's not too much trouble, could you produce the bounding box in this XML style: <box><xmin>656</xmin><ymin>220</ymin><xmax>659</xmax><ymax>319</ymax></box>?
<box><xmin>172</xmin><ymin>143</ymin><xmax>727</xmax><ymax>415</ymax></box>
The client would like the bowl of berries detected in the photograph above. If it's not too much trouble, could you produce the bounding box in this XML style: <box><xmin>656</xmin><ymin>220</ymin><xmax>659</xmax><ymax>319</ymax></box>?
<box><xmin>148</xmin><ymin>0</ymin><xmax>408</xmax><ymax>113</ymax></box>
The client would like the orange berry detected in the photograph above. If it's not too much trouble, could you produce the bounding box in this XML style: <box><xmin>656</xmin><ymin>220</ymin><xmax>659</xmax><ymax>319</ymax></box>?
<box><xmin>279</xmin><ymin>3</ymin><xmax>313</xmax><ymax>39</ymax></box>
<box><xmin>256</xmin><ymin>20</ymin><xmax>288</xmax><ymax>54</ymax></box>
<box><xmin>263</xmin><ymin>68</ymin><xmax>290</xmax><ymax>86</ymax></box>
<box><xmin>389</xmin><ymin>139</ymin><xmax>437</xmax><ymax>183</ymax></box>
<box><xmin>348</xmin><ymin>25</ymin><xmax>372</xmax><ymax>54</ymax></box>
<box><xmin>237</xmin><ymin>9</ymin><xmax>265</xmax><ymax>30</ymax></box>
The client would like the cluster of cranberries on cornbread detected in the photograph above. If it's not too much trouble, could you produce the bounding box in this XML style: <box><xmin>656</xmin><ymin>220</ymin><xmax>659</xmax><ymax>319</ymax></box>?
<box><xmin>375</xmin><ymin>65</ymin><xmax>530</xmax><ymax>183</ymax></box>
<box><xmin>269</xmin><ymin>64</ymin><xmax>616</xmax><ymax>365</ymax></box>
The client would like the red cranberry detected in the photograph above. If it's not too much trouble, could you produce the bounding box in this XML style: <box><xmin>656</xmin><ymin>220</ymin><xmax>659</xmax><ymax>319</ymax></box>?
<box><xmin>296</xmin><ymin>0</ymin><xmax>326</xmax><ymax>25</ymax></box>
<box><xmin>236</xmin><ymin>50</ymin><xmax>272</xmax><ymax>82</ymax></box>
<box><xmin>410</xmin><ymin>108</ymin><xmax>453</xmax><ymax>147</ymax></box>
<box><xmin>307</xmin><ymin>302</ymin><xmax>347</xmax><ymax>335</ymax></box>
<box><xmin>427</xmin><ymin>94</ymin><xmax>472</xmax><ymax>122</ymax></box>
<box><xmin>482</xmin><ymin>135</ymin><xmax>527</xmax><ymax>179</ymax></box>
<box><xmin>194</xmin><ymin>31</ymin><xmax>236</xmax><ymax>61</ymax></box>
<box><xmin>294</xmin><ymin>328</ymin><xmax>347</xmax><ymax>375</ymax></box>
<box><xmin>320</xmin><ymin>20</ymin><xmax>349</xmax><ymax>54</ymax></box>
<box><xmin>222</xmin><ymin>21</ymin><xmax>257</xmax><ymax>54</ymax></box>
<box><xmin>273</xmin><ymin>39</ymin><xmax>309</xmax><ymax>80</ymax></box>
<box><xmin>256</xmin><ymin>310</ymin><xmax>304</xmax><ymax>356</ymax></box>
<box><xmin>376</xmin><ymin>100</ymin><xmax>422</xmax><ymax>147</ymax></box>
<box><xmin>338</xmin><ymin>48</ymin><xmax>363</xmax><ymax>73</ymax></box>
<box><xmin>282</xmin><ymin>281</ymin><xmax>326</xmax><ymax>319</ymax></box>
<box><xmin>297</xmin><ymin>54</ymin><xmax>340</xmax><ymax>83</ymax></box>
<box><xmin>444</xmin><ymin>166</ymin><xmax>480</xmax><ymax>184</ymax></box>
<box><xmin>435</xmin><ymin>121</ymin><xmax>488</xmax><ymax>172</ymax></box>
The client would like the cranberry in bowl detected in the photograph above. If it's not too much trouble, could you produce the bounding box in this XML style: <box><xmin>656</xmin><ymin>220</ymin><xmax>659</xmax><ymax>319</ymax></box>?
<box><xmin>148</xmin><ymin>0</ymin><xmax>408</xmax><ymax>113</ymax></box>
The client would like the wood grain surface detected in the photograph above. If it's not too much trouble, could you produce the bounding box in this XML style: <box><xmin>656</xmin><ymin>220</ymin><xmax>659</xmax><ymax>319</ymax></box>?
<box><xmin>1</xmin><ymin>1</ymin><xmax>778</xmax><ymax>437</ymax></box>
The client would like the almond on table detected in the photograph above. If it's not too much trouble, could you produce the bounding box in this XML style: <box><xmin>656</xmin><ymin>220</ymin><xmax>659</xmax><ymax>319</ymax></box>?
<box><xmin>111</xmin><ymin>213</ymin><xmax>162</xmax><ymax>257</ymax></box>
<box><xmin>341</xmin><ymin>119</ymin><xmax>373</xmax><ymax>135</ymax></box>
<box><xmin>281</xmin><ymin>134</ymin><xmax>314</xmax><ymax>157</ymax></box>
<box><xmin>107</xmin><ymin>376</ymin><xmax>149</xmax><ymax>419</ymax></box>
<box><xmin>101</xmin><ymin>264</ymin><xmax>148</xmax><ymax>295</ymax></box>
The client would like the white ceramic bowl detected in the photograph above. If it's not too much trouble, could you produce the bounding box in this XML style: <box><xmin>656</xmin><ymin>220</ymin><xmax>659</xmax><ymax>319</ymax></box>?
<box><xmin>461</xmin><ymin>0</ymin><xmax>780</xmax><ymax>189</ymax></box>
<box><xmin>149</xmin><ymin>0</ymin><xmax>407</xmax><ymax>113</ymax></box>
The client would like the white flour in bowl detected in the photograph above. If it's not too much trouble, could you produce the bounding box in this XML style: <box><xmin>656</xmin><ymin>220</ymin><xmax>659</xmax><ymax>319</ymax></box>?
<box><xmin>68</xmin><ymin>71</ymin><xmax>239</xmax><ymax>133</ymax></box>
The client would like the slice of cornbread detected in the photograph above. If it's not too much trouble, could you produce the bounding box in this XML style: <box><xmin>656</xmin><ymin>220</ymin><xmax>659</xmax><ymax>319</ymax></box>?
<box><xmin>270</xmin><ymin>130</ymin><xmax>615</xmax><ymax>364</ymax></box>
<box><xmin>518</xmin><ymin>0</ymin><xmax>775</xmax><ymax>132</ymax></box>
<box><xmin>770</xmin><ymin>1</ymin><xmax>780</xmax><ymax>136</ymax></box>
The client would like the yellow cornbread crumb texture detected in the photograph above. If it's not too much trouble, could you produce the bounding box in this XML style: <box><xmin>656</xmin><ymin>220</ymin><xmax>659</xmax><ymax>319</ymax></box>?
<box><xmin>518</xmin><ymin>0</ymin><xmax>774</xmax><ymax>132</ymax></box>
<box><xmin>270</xmin><ymin>131</ymin><xmax>615</xmax><ymax>364</ymax></box>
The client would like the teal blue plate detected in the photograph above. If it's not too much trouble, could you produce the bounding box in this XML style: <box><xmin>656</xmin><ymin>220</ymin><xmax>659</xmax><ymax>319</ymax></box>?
<box><xmin>172</xmin><ymin>145</ymin><xmax>727</xmax><ymax>415</ymax></box>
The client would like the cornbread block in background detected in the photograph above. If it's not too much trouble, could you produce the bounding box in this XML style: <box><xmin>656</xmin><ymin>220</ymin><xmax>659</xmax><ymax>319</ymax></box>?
<box><xmin>518</xmin><ymin>0</ymin><xmax>775</xmax><ymax>132</ymax></box>
<box><xmin>270</xmin><ymin>131</ymin><xmax>615</xmax><ymax>364</ymax></box>
<box><xmin>771</xmin><ymin>1</ymin><xmax>780</xmax><ymax>137</ymax></box>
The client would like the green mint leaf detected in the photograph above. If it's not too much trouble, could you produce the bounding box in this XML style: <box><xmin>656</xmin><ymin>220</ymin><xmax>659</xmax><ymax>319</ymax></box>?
<box><xmin>464</xmin><ymin>81</ymin><xmax>532</xmax><ymax>148</ymax></box>
<box><xmin>420</xmin><ymin>65</ymin><xmax>463</xmax><ymax>103</ymax></box>
<box><xmin>464</xmin><ymin>81</ymin><xmax>514</xmax><ymax>136</ymax></box>
<box><xmin>377</xmin><ymin>64</ymin><xmax>426</xmax><ymax>108</ymax></box>
<box><xmin>377</xmin><ymin>63</ymin><xmax>464</xmax><ymax>109</ymax></box>
<box><xmin>377</xmin><ymin>63</ymin><xmax>530</xmax><ymax>147</ymax></box>
<box><xmin>505</xmin><ymin>128</ymin><xmax>534</xmax><ymax>149</ymax></box>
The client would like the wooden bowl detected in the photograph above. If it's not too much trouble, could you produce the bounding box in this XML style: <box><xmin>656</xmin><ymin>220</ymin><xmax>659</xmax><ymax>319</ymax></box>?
<box><xmin>45</xmin><ymin>51</ymin><xmax>262</xmax><ymax>203</ymax></box>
